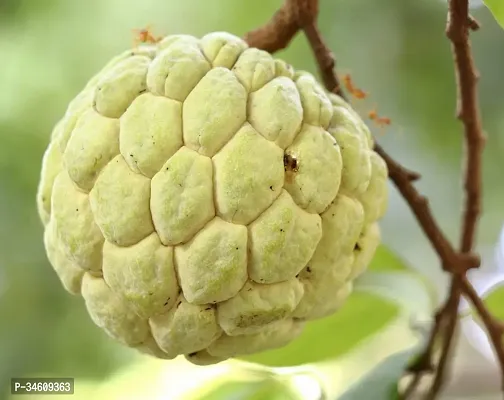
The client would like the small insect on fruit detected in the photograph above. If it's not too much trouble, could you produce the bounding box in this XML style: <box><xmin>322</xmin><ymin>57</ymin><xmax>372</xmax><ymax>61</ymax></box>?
<box><xmin>342</xmin><ymin>73</ymin><xmax>368</xmax><ymax>100</ymax></box>
<box><xmin>132</xmin><ymin>25</ymin><xmax>163</xmax><ymax>47</ymax></box>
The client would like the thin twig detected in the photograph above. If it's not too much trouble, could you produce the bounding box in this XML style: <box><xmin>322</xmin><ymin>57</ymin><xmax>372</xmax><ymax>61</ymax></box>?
<box><xmin>446</xmin><ymin>0</ymin><xmax>486</xmax><ymax>254</ymax></box>
<box><xmin>460</xmin><ymin>277</ymin><xmax>504</xmax><ymax>388</ymax></box>
<box><xmin>302</xmin><ymin>23</ymin><xmax>344</xmax><ymax>97</ymax></box>
<box><xmin>427</xmin><ymin>277</ymin><xmax>462</xmax><ymax>398</ymax></box>
<box><xmin>403</xmin><ymin>309</ymin><xmax>444</xmax><ymax>398</ymax></box>
<box><xmin>374</xmin><ymin>143</ymin><xmax>479</xmax><ymax>274</ymax></box>
<box><xmin>421</xmin><ymin>0</ymin><xmax>489</xmax><ymax>396</ymax></box>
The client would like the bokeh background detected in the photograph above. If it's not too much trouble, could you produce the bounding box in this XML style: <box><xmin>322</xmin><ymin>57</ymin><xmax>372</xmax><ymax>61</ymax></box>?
<box><xmin>1</xmin><ymin>0</ymin><xmax>503</xmax><ymax>397</ymax></box>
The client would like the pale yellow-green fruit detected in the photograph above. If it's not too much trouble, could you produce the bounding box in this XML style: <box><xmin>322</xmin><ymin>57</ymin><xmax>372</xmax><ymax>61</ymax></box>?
<box><xmin>36</xmin><ymin>31</ymin><xmax>388</xmax><ymax>365</ymax></box>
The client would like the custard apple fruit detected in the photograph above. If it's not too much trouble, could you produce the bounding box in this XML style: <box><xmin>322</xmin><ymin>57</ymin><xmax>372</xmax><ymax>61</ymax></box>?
<box><xmin>36</xmin><ymin>32</ymin><xmax>388</xmax><ymax>365</ymax></box>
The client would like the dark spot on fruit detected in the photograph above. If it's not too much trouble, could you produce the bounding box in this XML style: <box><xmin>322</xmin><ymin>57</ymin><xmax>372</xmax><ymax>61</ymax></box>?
<box><xmin>269</xmin><ymin>185</ymin><xmax>273</xmax><ymax>190</ymax></box>
<box><xmin>280</xmin><ymin>229</ymin><xmax>284</xmax><ymax>232</ymax></box>
<box><xmin>295</xmin><ymin>273</ymin><xmax>300</xmax><ymax>278</ymax></box>
<box><xmin>283</xmin><ymin>153</ymin><xmax>299</xmax><ymax>172</ymax></box>
<box><xmin>75</xmin><ymin>208</ymin><xmax>79</xmax><ymax>212</ymax></box>
<box><xmin>354</xmin><ymin>243</ymin><xmax>361</xmax><ymax>251</ymax></box>
<box><xmin>164</xmin><ymin>301</ymin><xmax>169</xmax><ymax>306</ymax></box>
<box><xmin>148</xmin><ymin>291</ymin><xmax>154</xmax><ymax>296</ymax></box>
<box><xmin>205</xmin><ymin>307</ymin><xmax>212</xmax><ymax>311</ymax></box>
<box><xmin>235</xmin><ymin>310</ymin><xmax>287</xmax><ymax>328</ymax></box>
<box><xmin>235</xmin><ymin>247</ymin><xmax>239</xmax><ymax>250</ymax></box>
<box><xmin>306</xmin><ymin>266</ymin><xmax>312</xmax><ymax>273</ymax></box>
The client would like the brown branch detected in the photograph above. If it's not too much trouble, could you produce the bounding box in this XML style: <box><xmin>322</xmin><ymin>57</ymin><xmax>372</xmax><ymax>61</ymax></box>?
<box><xmin>403</xmin><ymin>308</ymin><xmax>445</xmax><ymax>398</ymax></box>
<box><xmin>467</xmin><ymin>15</ymin><xmax>480</xmax><ymax>31</ymax></box>
<box><xmin>418</xmin><ymin>1</ymin><xmax>489</xmax><ymax>397</ymax></box>
<box><xmin>460</xmin><ymin>277</ymin><xmax>504</xmax><ymax>387</ymax></box>
<box><xmin>243</xmin><ymin>2</ymin><xmax>298</xmax><ymax>52</ymax></box>
<box><xmin>427</xmin><ymin>277</ymin><xmax>462</xmax><ymax>398</ymax></box>
<box><xmin>374</xmin><ymin>143</ymin><xmax>479</xmax><ymax>274</ymax></box>
<box><xmin>244</xmin><ymin>0</ymin><xmax>317</xmax><ymax>53</ymax></box>
<box><xmin>372</xmin><ymin>145</ymin><xmax>421</xmax><ymax>182</ymax></box>
<box><xmin>446</xmin><ymin>0</ymin><xmax>486</xmax><ymax>254</ymax></box>
<box><xmin>302</xmin><ymin>23</ymin><xmax>345</xmax><ymax>98</ymax></box>
<box><xmin>245</xmin><ymin>0</ymin><xmax>346</xmax><ymax>99</ymax></box>
<box><xmin>243</xmin><ymin>0</ymin><xmax>498</xmax><ymax>399</ymax></box>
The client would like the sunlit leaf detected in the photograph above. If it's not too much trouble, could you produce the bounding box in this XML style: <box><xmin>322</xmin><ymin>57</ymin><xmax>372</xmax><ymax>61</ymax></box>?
<box><xmin>241</xmin><ymin>292</ymin><xmax>400</xmax><ymax>367</ymax></box>
<box><xmin>318</xmin><ymin>261</ymin><xmax>434</xmax><ymax>399</ymax></box>
<box><xmin>355</xmin><ymin>271</ymin><xmax>434</xmax><ymax>317</ymax></box>
<box><xmin>337</xmin><ymin>347</ymin><xmax>419</xmax><ymax>400</ymax></box>
<box><xmin>199</xmin><ymin>381</ymin><xmax>256</xmax><ymax>400</ymax></box>
<box><xmin>368</xmin><ymin>245</ymin><xmax>409</xmax><ymax>272</ymax></box>
<box><xmin>199</xmin><ymin>378</ymin><xmax>304</xmax><ymax>400</ymax></box>
<box><xmin>483</xmin><ymin>0</ymin><xmax>504</xmax><ymax>29</ymax></box>
<box><xmin>482</xmin><ymin>284</ymin><xmax>504</xmax><ymax>321</ymax></box>
<box><xmin>365</xmin><ymin>246</ymin><xmax>437</xmax><ymax>312</ymax></box>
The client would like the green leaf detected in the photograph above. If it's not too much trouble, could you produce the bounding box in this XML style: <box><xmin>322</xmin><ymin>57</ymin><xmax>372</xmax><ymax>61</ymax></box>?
<box><xmin>365</xmin><ymin>246</ymin><xmax>438</xmax><ymax>311</ymax></box>
<box><xmin>195</xmin><ymin>377</ymin><xmax>305</xmax><ymax>400</ymax></box>
<box><xmin>355</xmin><ymin>272</ymin><xmax>434</xmax><ymax>317</ymax></box>
<box><xmin>337</xmin><ymin>347</ymin><xmax>419</xmax><ymax>400</ymax></box>
<box><xmin>482</xmin><ymin>284</ymin><xmax>504</xmax><ymax>320</ymax></box>
<box><xmin>368</xmin><ymin>245</ymin><xmax>409</xmax><ymax>273</ymax></box>
<box><xmin>198</xmin><ymin>381</ymin><xmax>252</xmax><ymax>400</ymax></box>
<box><xmin>240</xmin><ymin>292</ymin><xmax>400</xmax><ymax>367</ymax></box>
<box><xmin>483</xmin><ymin>0</ymin><xmax>504</xmax><ymax>29</ymax></box>
<box><xmin>315</xmin><ymin>263</ymin><xmax>434</xmax><ymax>399</ymax></box>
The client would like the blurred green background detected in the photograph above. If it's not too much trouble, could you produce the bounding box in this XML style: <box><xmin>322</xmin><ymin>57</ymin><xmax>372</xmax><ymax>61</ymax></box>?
<box><xmin>1</xmin><ymin>0</ymin><xmax>503</xmax><ymax>397</ymax></box>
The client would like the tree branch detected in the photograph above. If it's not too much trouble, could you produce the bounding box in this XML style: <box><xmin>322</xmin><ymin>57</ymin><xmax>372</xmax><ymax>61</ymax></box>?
<box><xmin>418</xmin><ymin>1</ymin><xmax>489</xmax><ymax>397</ymax></box>
<box><xmin>460</xmin><ymin>276</ymin><xmax>504</xmax><ymax>388</ymax></box>
<box><xmin>446</xmin><ymin>0</ymin><xmax>486</xmax><ymax>254</ymax></box>
<box><xmin>374</xmin><ymin>143</ymin><xmax>479</xmax><ymax>274</ymax></box>
<box><xmin>244</xmin><ymin>2</ymin><xmax>299</xmax><ymax>53</ymax></box>
<box><xmin>243</xmin><ymin>0</ymin><xmax>496</xmax><ymax>398</ymax></box>
<box><xmin>302</xmin><ymin>23</ymin><xmax>344</xmax><ymax>97</ymax></box>
<box><xmin>427</xmin><ymin>277</ymin><xmax>462</xmax><ymax>398</ymax></box>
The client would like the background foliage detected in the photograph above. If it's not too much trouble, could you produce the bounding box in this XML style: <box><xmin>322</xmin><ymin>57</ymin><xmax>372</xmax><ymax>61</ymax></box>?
<box><xmin>1</xmin><ymin>0</ymin><xmax>504</xmax><ymax>398</ymax></box>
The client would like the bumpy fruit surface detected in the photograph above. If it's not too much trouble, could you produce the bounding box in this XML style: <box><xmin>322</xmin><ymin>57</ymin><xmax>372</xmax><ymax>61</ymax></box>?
<box><xmin>37</xmin><ymin>32</ymin><xmax>388</xmax><ymax>365</ymax></box>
